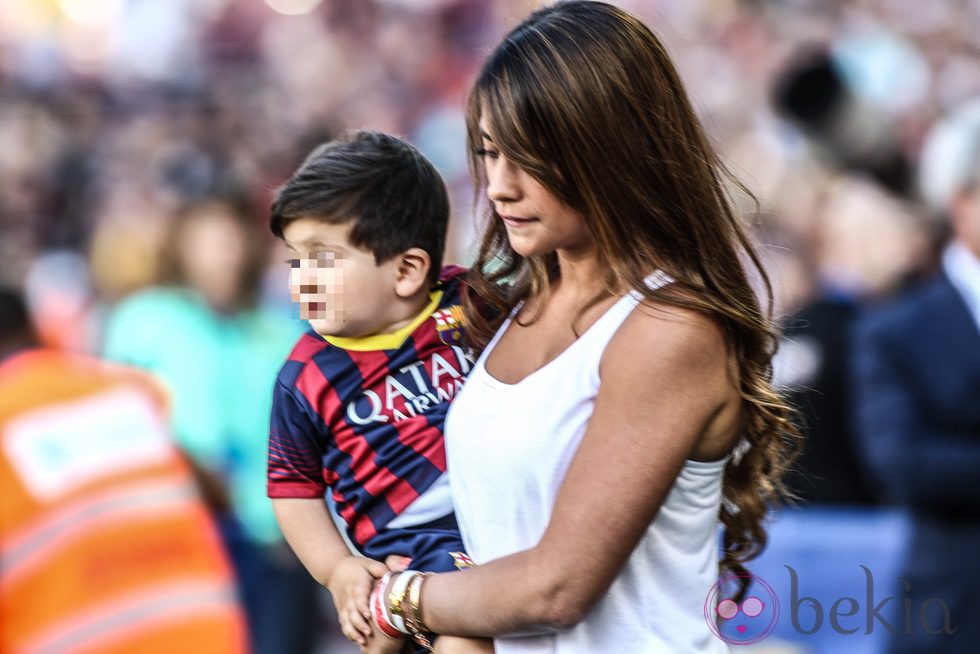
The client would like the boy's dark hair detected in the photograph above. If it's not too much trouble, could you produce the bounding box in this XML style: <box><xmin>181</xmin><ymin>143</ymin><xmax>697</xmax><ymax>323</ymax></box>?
<box><xmin>270</xmin><ymin>131</ymin><xmax>449</xmax><ymax>284</ymax></box>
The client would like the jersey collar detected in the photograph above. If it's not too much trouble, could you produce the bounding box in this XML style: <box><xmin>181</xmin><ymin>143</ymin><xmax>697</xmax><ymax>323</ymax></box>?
<box><xmin>322</xmin><ymin>289</ymin><xmax>443</xmax><ymax>351</ymax></box>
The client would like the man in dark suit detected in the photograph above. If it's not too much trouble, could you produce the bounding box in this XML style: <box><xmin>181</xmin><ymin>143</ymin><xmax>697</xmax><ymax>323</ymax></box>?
<box><xmin>852</xmin><ymin>98</ymin><xmax>980</xmax><ymax>653</ymax></box>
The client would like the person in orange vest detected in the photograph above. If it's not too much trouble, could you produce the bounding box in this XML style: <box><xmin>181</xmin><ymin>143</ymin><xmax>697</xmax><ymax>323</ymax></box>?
<box><xmin>0</xmin><ymin>287</ymin><xmax>248</xmax><ymax>654</ymax></box>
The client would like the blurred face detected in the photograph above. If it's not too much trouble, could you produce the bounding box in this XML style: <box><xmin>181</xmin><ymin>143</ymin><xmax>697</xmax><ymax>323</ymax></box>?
<box><xmin>282</xmin><ymin>217</ymin><xmax>399</xmax><ymax>337</ymax></box>
<box><xmin>817</xmin><ymin>180</ymin><xmax>929</xmax><ymax>297</ymax></box>
<box><xmin>178</xmin><ymin>207</ymin><xmax>248</xmax><ymax>311</ymax></box>
<box><xmin>478</xmin><ymin>119</ymin><xmax>592</xmax><ymax>258</ymax></box>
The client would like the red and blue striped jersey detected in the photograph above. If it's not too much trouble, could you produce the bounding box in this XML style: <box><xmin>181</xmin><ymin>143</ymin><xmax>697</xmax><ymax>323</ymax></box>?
<box><xmin>267</xmin><ymin>266</ymin><xmax>474</xmax><ymax>549</ymax></box>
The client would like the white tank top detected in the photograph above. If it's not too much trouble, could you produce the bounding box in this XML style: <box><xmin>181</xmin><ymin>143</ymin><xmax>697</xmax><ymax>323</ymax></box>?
<box><xmin>445</xmin><ymin>273</ymin><xmax>731</xmax><ymax>653</ymax></box>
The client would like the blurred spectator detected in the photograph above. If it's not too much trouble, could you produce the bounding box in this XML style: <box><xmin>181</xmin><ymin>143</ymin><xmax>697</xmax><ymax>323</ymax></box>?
<box><xmin>23</xmin><ymin>249</ymin><xmax>103</xmax><ymax>353</ymax></box>
<box><xmin>774</xmin><ymin>176</ymin><xmax>932</xmax><ymax>505</ymax></box>
<box><xmin>101</xmin><ymin>197</ymin><xmax>315</xmax><ymax>654</ymax></box>
<box><xmin>852</xmin><ymin>97</ymin><xmax>980</xmax><ymax>652</ymax></box>
<box><xmin>0</xmin><ymin>287</ymin><xmax>247</xmax><ymax>653</ymax></box>
<box><xmin>773</xmin><ymin>47</ymin><xmax>914</xmax><ymax>195</ymax></box>
<box><xmin>770</xmin><ymin>235</ymin><xmax>874</xmax><ymax>505</ymax></box>
<box><xmin>779</xmin><ymin>292</ymin><xmax>872</xmax><ymax>505</ymax></box>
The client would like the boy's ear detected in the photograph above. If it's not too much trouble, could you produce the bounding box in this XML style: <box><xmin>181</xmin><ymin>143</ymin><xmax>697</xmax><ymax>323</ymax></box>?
<box><xmin>393</xmin><ymin>247</ymin><xmax>432</xmax><ymax>298</ymax></box>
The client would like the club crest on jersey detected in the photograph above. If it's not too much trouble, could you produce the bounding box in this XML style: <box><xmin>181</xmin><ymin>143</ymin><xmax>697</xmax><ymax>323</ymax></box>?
<box><xmin>450</xmin><ymin>551</ymin><xmax>476</xmax><ymax>569</ymax></box>
<box><xmin>433</xmin><ymin>305</ymin><xmax>465</xmax><ymax>346</ymax></box>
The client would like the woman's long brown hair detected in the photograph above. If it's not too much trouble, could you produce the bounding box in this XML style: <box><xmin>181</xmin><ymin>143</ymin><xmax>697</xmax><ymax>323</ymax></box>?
<box><xmin>462</xmin><ymin>0</ymin><xmax>800</xmax><ymax>598</ymax></box>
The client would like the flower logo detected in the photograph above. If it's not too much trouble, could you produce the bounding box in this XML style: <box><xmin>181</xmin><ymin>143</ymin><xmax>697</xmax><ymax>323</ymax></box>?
<box><xmin>704</xmin><ymin>572</ymin><xmax>779</xmax><ymax>645</ymax></box>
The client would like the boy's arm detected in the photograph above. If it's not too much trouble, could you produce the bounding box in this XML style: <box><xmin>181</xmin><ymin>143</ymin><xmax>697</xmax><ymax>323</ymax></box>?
<box><xmin>271</xmin><ymin>497</ymin><xmax>359</xmax><ymax>585</ymax></box>
<box><xmin>273</xmin><ymin>498</ymin><xmax>389</xmax><ymax>647</ymax></box>
<box><xmin>268</xmin><ymin>379</ymin><xmax>391</xmax><ymax>647</ymax></box>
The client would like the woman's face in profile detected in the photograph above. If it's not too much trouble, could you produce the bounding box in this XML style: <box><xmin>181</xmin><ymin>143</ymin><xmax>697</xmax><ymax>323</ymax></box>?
<box><xmin>177</xmin><ymin>206</ymin><xmax>249</xmax><ymax>310</ymax></box>
<box><xmin>478</xmin><ymin>119</ymin><xmax>592</xmax><ymax>259</ymax></box>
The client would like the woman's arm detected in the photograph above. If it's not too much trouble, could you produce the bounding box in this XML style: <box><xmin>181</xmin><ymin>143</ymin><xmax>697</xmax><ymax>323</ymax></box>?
<box><xmin>418</xmin><ymin>305</ymin><xmax>738</xmax><ymax>637</ymax></box>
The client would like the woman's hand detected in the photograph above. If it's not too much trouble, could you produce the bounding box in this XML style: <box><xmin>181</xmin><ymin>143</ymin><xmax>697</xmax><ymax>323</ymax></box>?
<box><xmin>326</xmin><ymin>555</ymin><xmax>389</xmax><ymax>647</ymax></box>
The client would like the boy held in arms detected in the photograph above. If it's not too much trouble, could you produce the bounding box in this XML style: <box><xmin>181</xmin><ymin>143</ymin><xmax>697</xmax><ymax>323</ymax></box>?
<box><xmin>266</xmin><ymin>131</ymin><xmax>490</xmax><ymax>654</ymax></box>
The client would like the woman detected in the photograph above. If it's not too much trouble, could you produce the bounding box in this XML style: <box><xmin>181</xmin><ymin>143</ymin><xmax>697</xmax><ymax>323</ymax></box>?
<box><xmin>371</xmin><ymin>2</ymin><xmax>798</xmax><ymax>652</ymax></box>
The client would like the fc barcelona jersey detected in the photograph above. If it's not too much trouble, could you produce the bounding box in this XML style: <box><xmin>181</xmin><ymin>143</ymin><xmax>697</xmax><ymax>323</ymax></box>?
<box><xmin>267</xmin><ymin>266</ymin><xmax>474</xmax><ymax>549</ymax></box>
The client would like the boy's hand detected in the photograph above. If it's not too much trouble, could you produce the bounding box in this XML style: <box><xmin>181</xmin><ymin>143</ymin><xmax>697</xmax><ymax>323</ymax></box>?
<box><xmin>327</xmin><ymin>555</ymin><xmax>389</xmax><ymax>647</ymax></box>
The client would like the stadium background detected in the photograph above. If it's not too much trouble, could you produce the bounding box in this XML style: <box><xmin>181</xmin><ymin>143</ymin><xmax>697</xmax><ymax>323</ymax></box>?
<box><xmin>2</xmin><ymin>0</ymin><xmax>978</xmax><ymax>652</ymax></box>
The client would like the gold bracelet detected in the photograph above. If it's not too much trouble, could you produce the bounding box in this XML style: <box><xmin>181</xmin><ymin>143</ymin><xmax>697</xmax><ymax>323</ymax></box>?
<box><xmin>406</xmin><ymin>572</ymin><xmax>433</xmax><ymax>651</ymax></box>
<box><xmin>386</xmin><ymin>571</ymin><xmax>418</xmax><ymax>632</ymax></box>
<box><xmin>408</xmin><ymin>572</ymin><xmax>430</xmax><ymax>632</ymax></box>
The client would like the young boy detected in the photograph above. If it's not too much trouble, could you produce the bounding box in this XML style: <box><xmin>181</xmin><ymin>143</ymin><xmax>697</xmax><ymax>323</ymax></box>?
<box><xmin>266</xmin><ymin>131</ymin><xmax>488</xmax><ymax>653</ymax></box>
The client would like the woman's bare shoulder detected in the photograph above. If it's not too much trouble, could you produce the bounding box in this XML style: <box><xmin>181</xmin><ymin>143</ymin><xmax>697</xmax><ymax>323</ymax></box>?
<box><xmin>599</xmin><ymin>299</ymin><xmax>741</xmax><ymax>460</ymax></box>
<box><xmin>603</xmin><ymin>299</ymin><xmax>729</xmax><ymax>376</ymax></box>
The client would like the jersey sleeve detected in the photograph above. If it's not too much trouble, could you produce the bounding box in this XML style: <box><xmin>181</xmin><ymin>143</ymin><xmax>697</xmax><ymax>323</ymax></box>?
<box><xmin>267</xmin><ymin>379</ymin><xmax>329</xmax><ymax>499</ymax></box>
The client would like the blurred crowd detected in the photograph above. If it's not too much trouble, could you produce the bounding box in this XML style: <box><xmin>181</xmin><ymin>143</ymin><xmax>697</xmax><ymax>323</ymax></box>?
<box><xmin>3</xmin><ymin>0</ymin><xmax>979</xmax><ymax>338</ymax></box>
<box><xmin>1</xmin><ymin>0</ymin><xmax>979</xmax><ymax>652</ymax></box>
